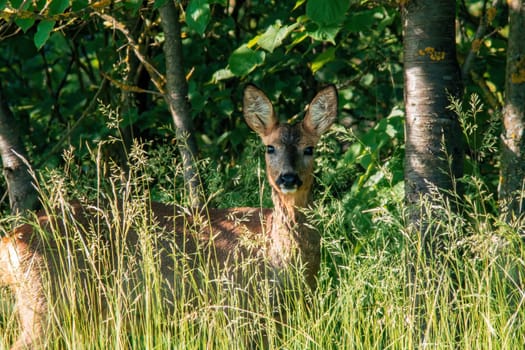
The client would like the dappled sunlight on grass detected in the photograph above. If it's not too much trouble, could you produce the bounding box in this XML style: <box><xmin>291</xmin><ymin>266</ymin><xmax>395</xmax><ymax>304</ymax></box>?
<box><xmin>0</xmin><ymin>138</ymin><xmax>524</xmax><ymax>349</ymax></box>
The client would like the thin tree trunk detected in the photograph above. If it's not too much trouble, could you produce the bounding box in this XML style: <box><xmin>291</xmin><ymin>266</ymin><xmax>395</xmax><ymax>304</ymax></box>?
<box><xmin>0</xmin><ymin>86</ymin><xmax>39</xmax><ymax>214</ymax></box>
<box><xmin>499</xmin><ymin>0</ymin><xmax>525</xmax><ymax>222</ymax></box>
<box><xmin>403</xmin><ymin>0</ymin><xmax>464</xmax><ymax>229</ymax></box>
<box><xmin>159</xmin><ymin>1</ymin><xmax>203</xmax><ymax>207</ymax></box>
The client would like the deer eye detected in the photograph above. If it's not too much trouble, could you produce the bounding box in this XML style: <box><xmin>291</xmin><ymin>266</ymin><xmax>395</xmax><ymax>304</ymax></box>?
<box><xmin>266</xmin><ymin>145</ymin><xmax>275</xmax><ymax>154</ymax></box>
<box><xmin>304</xmin><ymin>146</ymin><xmax>314</xmax><ymax>156</ymax></box>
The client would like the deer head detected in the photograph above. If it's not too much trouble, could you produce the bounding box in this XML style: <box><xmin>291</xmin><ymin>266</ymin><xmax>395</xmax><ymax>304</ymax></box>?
<box><xmin>243</xmin><ymin>84</ymin><xmax>338</xmax><ymax>208</ymax></box>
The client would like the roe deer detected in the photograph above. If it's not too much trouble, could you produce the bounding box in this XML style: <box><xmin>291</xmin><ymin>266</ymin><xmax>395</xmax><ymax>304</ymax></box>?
<box><xmin>0</xmin><ymin>84</ymin><xmax>338</xmax><ymax>349</ymax></box>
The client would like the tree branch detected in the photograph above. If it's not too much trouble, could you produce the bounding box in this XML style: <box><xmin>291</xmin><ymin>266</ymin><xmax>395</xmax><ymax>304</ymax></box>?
<box><xmin>461</xmin><ymin>0</ymin><xmax>502</xmax><ymax>81</ymax></box>
<box><xmin>93</xmin><ymin>11</ymin><xmax>166</xmax><ymax>94</ymax></box>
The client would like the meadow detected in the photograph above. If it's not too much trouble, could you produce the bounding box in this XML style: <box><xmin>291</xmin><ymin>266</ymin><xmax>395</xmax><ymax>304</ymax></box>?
<box><xmin>0</xmin><ymin>119</ymin><xmax>523</xmax><ymax>350</ymax></box>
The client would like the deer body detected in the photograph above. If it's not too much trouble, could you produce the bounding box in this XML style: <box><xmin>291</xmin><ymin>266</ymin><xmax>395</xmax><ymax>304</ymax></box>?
<box><xmin>0</xmin><ymin>85</ymin><xmax>337</xmax><ymax>349</ymax></box>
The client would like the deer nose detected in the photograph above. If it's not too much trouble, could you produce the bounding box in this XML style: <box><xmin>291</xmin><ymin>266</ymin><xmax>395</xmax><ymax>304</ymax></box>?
<box><xmin>276</xmin><ymin>173</ymin><xmax>303</xmax><ymax>192</ymax></box>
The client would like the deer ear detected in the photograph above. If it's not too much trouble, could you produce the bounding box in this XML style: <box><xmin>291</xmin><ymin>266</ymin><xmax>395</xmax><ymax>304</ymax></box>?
<box><xmin>303</xmin><ymin>85</ymin><xmax>338</xmax><ymax>137</ymax></box>
<box><xmin>243</xmin><ymin>84</ymin><xmax>278</xmax><ymax>136</ymax></box>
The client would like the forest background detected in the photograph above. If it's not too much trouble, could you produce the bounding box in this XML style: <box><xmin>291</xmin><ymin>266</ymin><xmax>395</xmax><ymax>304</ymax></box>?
<box><xmin>0</xmin><ymin>0</ymin><xmax>512</xmax><ymax>219</ymax></box>
<box><xmin>0</xmin><ymin>0</ymin><xmax>525</xmax><ymax>348</ymax></box>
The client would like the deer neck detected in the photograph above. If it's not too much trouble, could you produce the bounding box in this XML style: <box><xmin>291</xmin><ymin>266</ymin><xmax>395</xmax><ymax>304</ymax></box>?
<box><xmin>267</xmin><ymin>187</ymin><xmax>320</xmax><ymax>285</ymax></box>
<box><xmin>272</xmin><ymin>186</ymin><xmax>310</xmax><ymax>223</ymax></box>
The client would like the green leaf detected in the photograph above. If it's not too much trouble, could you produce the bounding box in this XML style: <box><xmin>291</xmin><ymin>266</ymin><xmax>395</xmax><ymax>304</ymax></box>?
<box><xmin>306</xmin><ymin>0</ymin><xmax>349</xmax><ymax>26</ymax></box>
<box><xmin>186</xmin><ymin>0</ymin><xmax>210</xmax><ymax>36</ymax></box>
<box><xmin>11</xmin><ymin>0</ymin><xmax>35</xmax><ymax>31</ymax></box>
<box><xmin>310</xmin><ymin>47</ymin><xmax>336</xmax><ymax>73</ymax></box>
<box><xmin>257</xmin><ymin>22</ymin><xmax>298</xmax><ymax>53</ymax></box>
<box><xmin>345</xmin><ymin>9</ymin><xmax>378</xmax><ymax>33</ymax></box>
<box><xmin>71</xmin><ymin>0</ymin><xmax>88</xmax><ymax>11</ymax></box>
<box><xmin>123</xmin><ymin>0</ymin><xmax>141</xmax><ymax>12</ymax></box>
<box><xmin>153</xmin><ymin>0</ymin><xmax>168</xmax><ymax>10</ymax></box>
<box><xmin>228</xmin><ymin>45</ymin><xmax>265</xmax><ymax>76</ymax></box>
<box><xmin>34</xmin><ymin>20</ymin><xmax>55</xmax><ymax>50</ymax></box>
<box><xmin>15</xmin><ymin>18</ymin><xmax>35</xmax><ymax>32</ymax></box>
<box><xmin>344</xmin><ymin>143</ymin><xmax>363</xmax><ymax>165</ymax></box>
<box><xmin>359</xmin><ymin>73</ymin><xmax>374</xmax><ymax>87</ymax></box>
<box><xmin>306</xmin><ymin>22</ymin><xmax>340</xmax><ymax>44</ymax></box>
<box><xmin>212</xmin><ymin>68</ymin><xmax>235</xmax><ymax>82</ymax></box>
<box><xmin>0</xmin><ymin>0</ymin><xmax>6</xmax><ymax>10</ymax></box>
<box><xmin>10</xmin><ymin>0</ymin><xmax>25</xmax><ymax>7</ymax></box>
<box><xmin>49</xmin><ymin>0</ymin><xmax>69</xmax><ymax>15</ymax></box>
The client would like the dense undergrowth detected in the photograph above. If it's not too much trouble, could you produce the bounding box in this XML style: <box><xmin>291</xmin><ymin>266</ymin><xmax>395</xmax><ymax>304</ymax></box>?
<box><xmin>0</xmin><ymin>100</ymin><xmax>524</xmax><ymax>349</ymax></box>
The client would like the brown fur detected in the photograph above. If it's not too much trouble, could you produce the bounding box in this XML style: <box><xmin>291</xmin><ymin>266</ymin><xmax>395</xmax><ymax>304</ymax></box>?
<box><xmin>0</xmin><ymin>85</ymin><xmax>337</xmax><ymax>349</ymax></box>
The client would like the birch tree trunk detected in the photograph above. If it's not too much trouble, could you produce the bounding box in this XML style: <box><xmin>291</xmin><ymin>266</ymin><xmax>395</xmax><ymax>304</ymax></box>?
<box><xmin>159</xmin><ymin>1</ymin><xmax>203</xmax><ymax>207</ymax></box>
<box><xmin>0</xmin><ymin>87</ymin><xmax>39</xmax><ymax>214</ymax></box>
<box><xmin>403</xmin><ymin>0</ymin><xmax>464</xmax><ymax>234</ymax></box>
<box><xmin>499</xmin><ymin>0</ymin><xmax>525</xmax><ymax>222</ymax></box>
<box><xmin>402</xmin><ymin>3</ymin><xmax>464</xmax><ymax>341</ymax></box>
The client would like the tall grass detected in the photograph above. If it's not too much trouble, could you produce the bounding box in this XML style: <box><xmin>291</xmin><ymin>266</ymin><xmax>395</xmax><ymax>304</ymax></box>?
<box><xmin>1</xmin><ymin>135</ymin><xmax>525</xmax><ymax>349</ymax></box>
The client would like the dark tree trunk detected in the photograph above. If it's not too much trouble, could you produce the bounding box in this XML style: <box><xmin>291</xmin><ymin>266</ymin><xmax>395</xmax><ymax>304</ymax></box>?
<box><xmin>159</xmin><ymin>1</ymin><xmax>203</xmax><ymax>207</ymax></box>
<box><xmin>499</xmin><ymin>0</ymin><xmax>525</xmax><ymax>222</ymax></box>
<box><xmin>403</xmin><ymin>0</ymin><xmax>464</xmax><ymax>228</ymax></box>
<box><xmin>0</xmin><ymin>86</ymin><xmax>39</xmax><ymax>214</ymax></box>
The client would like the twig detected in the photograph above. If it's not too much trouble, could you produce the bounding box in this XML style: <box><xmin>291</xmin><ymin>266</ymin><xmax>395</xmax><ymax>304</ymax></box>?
<box><xmin>92</xmin><ymin>12</ymin><xmax>166</xmax><ymax>94</ymax></box>
<box><xmin>461</xmin><ymin>0</ymin><xmax>502</xmax><ymax>81</ymax></box>
<box><xmin>100</xmin><ymin>71</ymin><xmax>162</xmax><ymax>96</ymax></box>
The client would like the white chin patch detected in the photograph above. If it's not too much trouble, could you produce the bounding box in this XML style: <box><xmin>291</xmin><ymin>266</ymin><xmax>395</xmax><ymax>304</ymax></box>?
<box><xmin>280</xmin><ymin>187</ymin><xmax>297</xmax><ymax>194</ymax></box>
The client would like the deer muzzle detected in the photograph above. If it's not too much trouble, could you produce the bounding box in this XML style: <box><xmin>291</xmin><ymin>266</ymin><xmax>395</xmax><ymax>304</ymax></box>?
<box><xmin>276</xmin><ymin>172</ymin><xmax>303</xmax><ymax>193</ymax></box>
